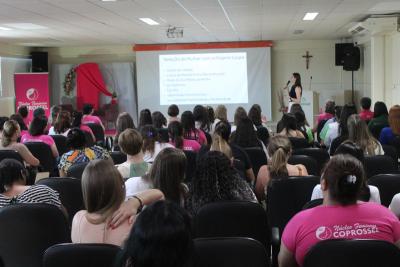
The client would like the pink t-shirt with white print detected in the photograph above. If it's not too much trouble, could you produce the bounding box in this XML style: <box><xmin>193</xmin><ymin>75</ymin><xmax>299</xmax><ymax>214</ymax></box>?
<box><xmin>282</xmin><ymin>202</ymin><xmax>400</xmax><ymax>266</ymax></box>
<box><xmin>21</xmin><ymin>133</ymin><xmax>55</xmax><ymax>147</ymax></box>
<box><xmin>82</xmin><ymin>115</ymin><xmax>102</xmax><ymax>125</ymax></box>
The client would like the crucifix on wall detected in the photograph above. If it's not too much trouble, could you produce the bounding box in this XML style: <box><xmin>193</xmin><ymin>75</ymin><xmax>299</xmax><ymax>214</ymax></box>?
<box><xmin>302</xmin><ymin>51</ymin><xmax>313</xmax><ymax>69</ymax></box>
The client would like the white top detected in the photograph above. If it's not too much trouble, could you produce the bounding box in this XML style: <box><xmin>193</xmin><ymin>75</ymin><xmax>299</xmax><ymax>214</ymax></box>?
<box><xmin>125</xmin><ymin>177</ymin><xmax>152</xmax><ymax>198</ymax></box>
<box><xmin>48</xmin><ymin>126</ymin><xmax>70</xmax><ymax>136</ymax></box>
<box><xmin>143</xmin><ymin>142</ymin><xmax>174</xmax><ymax>163</ymax></box>
<box><xmin>389</xmin><ymin>193</ymin><xmax>400</xmax><ymax>218</ymax></box>
<box><xmin>311</xmin><ymin>184</ymin><xmax>381</xmax><ymax>204</ymax></box>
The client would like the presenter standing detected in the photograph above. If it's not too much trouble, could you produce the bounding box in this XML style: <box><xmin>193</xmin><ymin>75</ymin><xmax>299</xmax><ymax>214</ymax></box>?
<box><xmin>287</xmin><ymin>72</ymin><xmax>303</xmax><ymax>112</ymax></box>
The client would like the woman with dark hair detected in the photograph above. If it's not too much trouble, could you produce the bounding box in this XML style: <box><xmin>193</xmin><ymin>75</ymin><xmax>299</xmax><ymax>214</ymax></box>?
<box><xmin>193</xmin><ymin>105</ymin><xmax>210</xmax><ymax>133</ymax></box>
<box><xmin>316</xmin><ymin>100</ymin><xmax>335</xmax><ymax>126</ymax></box>
<box><xmin>279</xmin><ymin>154</ymin><xmax>400</xmax><ymax>267</ymax></box>
<box><xmin>286</xmin><ymin>73</ymin><xmax>302</xmax><ymax>111</ymax></box>
<box><xmin>206</xmin><ymin>106</ymin><xmax>215</xmax><ymax>124</ymax></box>
<box><xmin>58</xmin><ymin>128</ymin><xmax>110</xmax><ymax>177</ymax></box>
<box><xmin>113</xmin><ymin>112</ymin><xmax>135</xmax><ymax>151</ymax></box>
<box><xmin>248</xmin><ymin>105</ymin><xmax>270</xmax><ymax>146</ymax></box>
<box><xmin>368</xmin><ymin>101</ymin><xmax>389</xmax><ymax>139</ymax></box>
<box><xmin>0</xmin><ymin>159</ymin><xmax>60</xmax><ymax>208</ymax></box>
<box><xmin>180</xmin><ymin>111</ymin><xmax>207</xmax><ymax>145</ymax></box>
<box><xmin>379</xmin><ymin>105</ymin><xmax>400</xmax><ymax>145</ymax></box>
<box><xmin>168</xmin><ymin>121</ymin><xmax>201</xmax><ymax>152</ymax></box>
<box><xmin>9</xmin><ymin>114</ymin><xmax>28</xmax><ymax>135</ymax></box>
<box><xmin>116</xmin><ymin>201</ymin><xmax>193</xmax><ymax>267</ymax></box>
<box><xmin>21</xmin><ymin>116</ymin><xmax>59</xmax><ymax>158</ymax></box>
<box><xmin>186</xmin><ymin>151</ymin><xmax>256</xmax><ymax>216</ymax></box>
<box><xmin>232</xmin><ymin>106</ymin><xmax>247</xmax><ymax>132</ymax></box>
<box><xmin>328</xmin><ymin>104</ymin><xmax>358</xmax><ymax>155</ymax></box>
<box><xmin>167</xmin><ymin>104</ymin><xmax>180</xmax><ymax>124</ymax></box>
<box><xmin>82</xmin><ymin>104</ymin><xmax>105</xmax><ymax>130</ymax></box>
<box><xmin>72</xmin><ymin>112</ymin><xmax>95</xmax><ymax>142</ymax></box>
<box><xmin>140</xmin><ymin>125</ymin><xmax>173</xmax><ymax>163</ymax></box>
<box><xmin>138</xmin><ymin>109</ymin><xmax>152</xmax><ymax>130</ymax></box>
<box><xmin>49</xmin><ymin>111</ymin><xmax>71</xmax><ymax>136</ymax></box>
<box><xmin>152</xmin><ymin>111</ymin><xmax>167</xmax><ymax>129</ymax></box>
<box><xmin>230</xmin><ymin>117</ymin><xmax>267</xmax><ymax>154</ymax></box>
<box><xmin>17</xmin><ymin>105</ymin><xmax>29</xmax><ymax>126</ymax></box>
<box><xmin>294</xmin><ymin>111</ymin><xmax>313</xmax><ymax>143</ymax></box>
<box><xmin>277</xmin><ymin>113</ymin><xmax>305</xmax><ymax>139</ymax></box>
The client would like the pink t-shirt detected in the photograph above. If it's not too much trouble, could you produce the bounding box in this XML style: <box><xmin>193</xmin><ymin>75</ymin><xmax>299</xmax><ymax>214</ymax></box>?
<box><xmin>82</xmin><ymin>115</ymin><xmax>102</xmax><ymax>125</ymax></box>
<box><xmin>80</xmin><ymin>125</ymin><xmax>94</xmax><ymax>135</ymax></box>
<box><xmin>21</xmin><ymin>133</ymin><xmax>55</xmax><ymax>147</ymax></box>
<box><xmin>186</xmin><ymin>129</ymin><xmax>207</xmax><ymax>145</ymax></box>
<box><xmin>282</xmin><ymin>202</ymin><xmax>400</xmax><ymax>266</ymax></box>
<box><xmin>317</xmin><ymin>113</ymin><xmax>334</xmax><ymax>124</ymax></box>
<box><xmin>360</xmin><ymin>110</ymin><xmax>374</xmax><ymax>121</ymax></box>
<box><xmin>170</xmin><ymin>139</ymin><xmax>201</xmax><ymax>152</ymax></box>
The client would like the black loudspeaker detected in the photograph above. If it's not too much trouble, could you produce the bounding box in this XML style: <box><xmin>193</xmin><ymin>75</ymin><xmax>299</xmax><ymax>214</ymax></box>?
<box><xmin>343</xmin><ymin>45</ymin><xmax>360</xmax><ymax>71</ymax></box>
<box><xmin>335</xmin><ymin>43</ymin><xmax>353</xmax><ymax>66</ymax></box>
<box><xmin>31</xmin><ymin>52</ymin><xmax>48</xmax><ymax>72</ymax></box>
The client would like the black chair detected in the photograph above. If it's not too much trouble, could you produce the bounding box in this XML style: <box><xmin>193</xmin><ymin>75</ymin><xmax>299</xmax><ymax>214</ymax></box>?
<box><xmin>43</xmin><ymin>243</ymin><xmax>121</xmax><ymax>267</ymax></box>
<box><xmin>194</xmin><ymin>237</ymin><xmax>270</xmax><ymax>267</ymax></box>
<box><xmin>37</xmin><ymin>177</ymin><xmax>84</xmax><ymax>225</ymax></box>
<box><xmin>0</xmin><ymin>150</ymin><xmax>24</xmax><ymax>163</ymax></box>
<box><xmin>256</xmin><ymin>125</ymin><xmax>270</xmax><ymax>147</ymax></box>
<box><xmin>288</xmin><ymin>155</ymin><xmax>318</xmax><ymax>176</ymax></box>
<box><xmin>50</xmin><ymin>135</ymin><xmax>69</xmax><ymax>156</ymax></box>
<box><xmin>84</xmin><ymin>131</ymin><xmax>95</xmax><ymax>147</ymax></box>
<box><xmin>183</xmin><ymin>150</ymin><xmax>197</xmax><ymax>183</ymax></box>
<box><xmin>193</xmin><ymin>201</ymin><xmax>269</xmax><ymax>248</ymax></box>
<box><xmin>243</xmin><ymin>147</ymin><xmax>267</xmax><ymax>177</ymax></box>
<box><xmin>266</xmin><ymin>175</ymin><xmax>320</xmax><ymax>266</ymax></box>
<box><xmin>292</xmin><ymin>148</ymin><xmax>330</xmax><ymax>175</ymax></box>
<box><xmin>158</xmin><ymin>128</ymin><xmax>170</xmax><ymax>143</ymax></box>
<box><xmin>24</xmin><ymin>142</ymin><xmax>57</xmax><ymax>176</ymax></box>
<box><xmin>303</xmin><ymin>239</ymin><xmax>400</xmax><ymax>267</ymax></box>
<box><xmin>0</xmin><ymin>204</ymin><xmax>70</xmax><ymax>267</ymax></box>
<box><xmin>368</xmin><ymin>174</ymin><xmax>400</xmax><ymax>207</ymax></box>
<box><xmin>110</xmin><ymin>151</ymin><xmax>127</xmax><ymax>165</ymax></box>
<box><xmin>67</xmin><ymin>162</ymin><xmax>89</xmax><ymax>179</ymax></box>
<box><xmin>302</xmin><ymin>198</ymin><xmax>323</xmax><ymax>210</ymax></box>
<box><xmin>86</xmin><ymin>123</ymin><xmax>105</xmax><ymax>146</ymax></box>
<box><xmin>382</xmin><ymin>144</ymin><xmax>398</xmax><ymax>164</ymax></box>
<box><xmin>364</xmin><ymin>155</ymin><xmax>398</xmax><ymax>179</ymax></box>
<box><xmin>289</xmin><ymin>137</ymin><xmax>309</xmax><ymax>149</ymax></box>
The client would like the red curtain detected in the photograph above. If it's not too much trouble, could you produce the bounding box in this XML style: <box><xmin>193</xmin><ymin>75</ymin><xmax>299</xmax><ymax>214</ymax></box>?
<box><xmin>76</xmin><ymin>63</ymin><xmax>115</xmax><ymax>110</ymax></box>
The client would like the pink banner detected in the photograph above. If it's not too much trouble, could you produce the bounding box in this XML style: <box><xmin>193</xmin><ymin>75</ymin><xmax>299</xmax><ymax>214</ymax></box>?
<box><xmin>14</xmin><ymin>73</ymin><xmax>50</xmax><ymax>121</ymax></box>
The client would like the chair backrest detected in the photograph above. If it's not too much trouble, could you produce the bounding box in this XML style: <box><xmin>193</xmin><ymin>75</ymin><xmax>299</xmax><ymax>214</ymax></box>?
<box><xmin>288</xmin><ymin>155</ymin><xmax>318</xmax><ymax>176</ymax></box>
<box><xmin>0</xmin><ymin>204</ymin><xmax>70</xmax><ymax>267</ymax></box>
<box><xmin>183</xmin><ymin>150</ymin><xmax>197</xmax><ymax>183</ymax></box>
<box><xmin>382</xmin><ymin>144</ymin><xmax>398</xmax><ymax>163</ymax></box>
<box><xmin>43</xmin><ymin>243</ymin><xmax>121</xmax><ymax>267</ymax></box>
<box><xmin>289</xmin><ymin>137</ymin><xmax>309</xmax><ymax>149</ymax></box>
<box><xmin>86</xmin><ymin>123</ymin><xmax>105</xmax><ymax>144</ymax></box>
<box><xmin>50</xmin><ymin>135</ymin><xmax>69</xmax><ymax>156</ymax></box>
<box><xmin>37</xmin><ymin>177</ymin><xmax>84</xmax><ymax>225</ymax></box>
<box><xmin>193</xmin><ymin>201</ymin><xmax>269</xmax><ymax>247</ymax></box>
<box><xmin>256</xmin><ymin>126</ymin><xmax>270</xmax><ymax>147</ymax></box>
<box><xmin>194</xmin><ymin>237</ymin><xmax>270</xmax><ymax>267</ymax></box>
<box><xmin>368</xmin><ymin>174</ymin><xmax>400</xmax><ymax>207</ymax></box>
<box><xmin>67</xmin><ymin>162</ymin><xmax>89</xmax><ymax>179</ymax></box>
<box><xmin>303</xmin><ymin>239</ymin><xmax>400</xmax><ymax>267</ymax></box>
<box><xmin>110</xmin><ymin>151</ymin><xmax>127</xmax><ymax>165</ymax></box>
<box><xmin>24</xmin><ymin>142</ymin><xmax>56</xmax><ymax>174</ymax></box>
<box><xmin>292</xmin><ymin>148</ymin><xmax>330</xmax><ymax>175</ymax></box>
<box><xmin>364</xmin><ymin>155</ymin><xmax>397</xmax><ymax>179</ymax></box>
<box><xmin>267</xmin><ymin>176</ymin><xmax>320</xmax><ymax>233</ymax></box>
<box><xmin>302</xmin><ymin>198</ymin><xmax>323</xmax><ymax>210</ymax></box>
<box><xmin>0</xmin><ymin>150</ymin><xmax>24</xmax><ymax>163</ymax></box>
<box><xmin>243</xmin><ymin>147</ymin><xmax>267</xmax><ymax>177</ymax></box>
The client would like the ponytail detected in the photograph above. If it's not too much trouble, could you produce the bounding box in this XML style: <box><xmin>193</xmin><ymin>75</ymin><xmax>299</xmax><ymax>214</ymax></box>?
<box><xmin>211</xmin><ymin>134</ymin><xmax>232</xmax><ymax>159</ymax></box>
<box><xmin>2</xmin><ymin>120</ymin><xmax>19</xmax><ymax>147</ymax></box>
<box><xmin>269</xmin><ymin>147</ymin><xmax>289</xmax><ymax>178</ymax></box>
<box><xmin>168</xmin><ymin>121</ymin><xmax>184</xmax><ymax>149</ymax></box>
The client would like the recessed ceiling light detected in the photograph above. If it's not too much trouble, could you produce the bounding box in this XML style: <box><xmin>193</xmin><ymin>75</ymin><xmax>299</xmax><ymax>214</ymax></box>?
<box><xmin>0</xmin><ymin>26</ymin><xmax>11</xmax><ymax>31</ymax></box>
<box><xmin>4</xmin><ymin>23</ymin><xmax>47</xmax><ymax>30</ymax></box>
<box><xmin>139</xmin><ymin>18</ymin><xmax>159</xmax><ymax>26</ymax></box>
<box><xmin>303</xmin><ymin>12</ymin><xmax>319</xmax><ymax>21</ymax></box>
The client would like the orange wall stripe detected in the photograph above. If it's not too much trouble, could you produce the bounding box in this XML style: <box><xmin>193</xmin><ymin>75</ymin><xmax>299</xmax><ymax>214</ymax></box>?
<box><xmin>133</xmin><ymin>41</ymin><xmax>273</xmax><ymax>52</ymax></box>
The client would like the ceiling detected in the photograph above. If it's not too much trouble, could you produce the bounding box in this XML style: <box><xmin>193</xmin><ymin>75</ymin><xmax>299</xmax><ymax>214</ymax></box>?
<box><xmin>0</xmin><ymin>0</ymin><xmax>398</xmax><ymax>47</ymax></box>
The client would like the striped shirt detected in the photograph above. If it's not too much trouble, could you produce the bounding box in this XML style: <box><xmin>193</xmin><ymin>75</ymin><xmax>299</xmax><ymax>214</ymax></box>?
<box><xmin>0</xmin><ymin>185</ymin><xmax>61</xmax><ymax>208</ymax></box>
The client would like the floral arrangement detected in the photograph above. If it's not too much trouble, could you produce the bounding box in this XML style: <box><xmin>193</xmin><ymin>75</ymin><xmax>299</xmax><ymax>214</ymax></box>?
<box><xmin>63</xmin><ymin>67</ymin><xmax>76</xmax><ymax>96</ymax></box>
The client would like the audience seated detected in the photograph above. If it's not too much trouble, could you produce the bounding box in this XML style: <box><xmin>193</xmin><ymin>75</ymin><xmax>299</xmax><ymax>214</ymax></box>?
<box><xmin>379</xmin><ymin>105</ymin><xmax>400</xmax><ymax>146</ymax></box>
<box><xmin>193</xmin><ymin>105</ymin><xmax>211</xmax><ymax>133</ymax></box>
<box><xmin>206</xmin><ymin>106</ymin><xmax>215</xmax><ymax>129</ymax></box>
<box><xmin>50</xmin><ymin>105</ymin><xmax>61</xmax><ymax>126</ymax></box>
<box><xmin>346</xmin><ymin>114</ymin><xmax>384</xmax><ymax>156</ymax></box>
<box><xmin>113</xmin><ymin>112</ymin><xmax>135</xmax><ymax>151</ymax></box>
<box><xmin>359</xmin><ymin>97</ymin><xmax>374</xmax><ymax>122</ymax></box>
<box><xmin>0</xmin><ymin>159</ymin><xmax>60</xmax><ymax>208</ymax></box>
<box><xmin>314</xmin><ymin>100</ymin><xmax>335</xmax><ymax>132</ymax></box>
<box><xmin>168</xmin><ymin>121</ymin><xmax>201</xmax><ymax>152</ymax></box>
<box><xmin>71</xmin><ymin>112</ymin><xmax>95</xmax><ymax>141</ymax></box>
<box><xmin>248</xmin><ymin>104</ymin><xmax>270</xmax><ymax>146</ymax></box>
<box><xmin>138</xmin><ymin>109</ymin><xmax>153</xmax><ymax>130</ymax></box>
<box><xmin>230</xmin><ymin>117</ymin><xmax>267</xmax><ymax>154</ymax></box>
<box><xmin>82</xmin><ymin>104</ymin><xmax>105</xmax><ymax>130</ymax></box>
<box><xmin>58</xmin><ymin>128</ymin><xmax>110</xmax><ymax>177</ymax></box>
<box><xmin>0</xmin><ymin>120</ymin><xmax>39</xmax><ymax>166</ymax></box>
<box><xmin>116</xmin><ymin>201</ymin><xmax>193</xmax><ymax>267</ymax></box>
<box><xmin>186</xmin><ymin>151</ymin><xmax>256</xmax><ymax>216</ymax></box>
<box><xmin>328</xmin><ymin>104</ymin><xmax>357</xmax><ymax>155</ymax></box>
<box><xmin>17</xmin><ymin>105</ymin><xmax>29</xmax><ymax>127</ymax></box>
<box><xmin>151</xmin><ymin>111</ymin><xmax>167</xmax><ymax>129</ymax></box>
<box><xmin>167</xmin><ymin>104</ymin><xmax>180</xmax><ymax>124</ymax></box>
<box><xmin>277</xmin><ymin>113</ymin><xmax>305</xmax><ymax>139</ymax></box>
<box><xmin>49</xmin><ymin>111</ymin><xmax>71</xmax><ymax>136</ymax></box>
<box><xmin>140</xmin><ymin>125</ymin><xmax>173</xmax><ymax>163</ymax></box>
<box><xmin>0</xmin><ymin>116</ymin><xmax>9</xmax><ymax>140</ymax></box>
<box><xmin>278</xmin><ymin>154</ymin><xmax>400</xmax><ymax>267</ymax></box>
<box><xmin>311</xmin><ymin>142</ymin><xmax>381</xmax><ymax>203</ymax></box>
<box><xmin>231</xmin><ymin>106</ymin><xmax>248</xmax><ymax>132</ymax></box>
<box><xmin>368</xmin><ymin>101</ymin><xmax>389</xmax><ymax>139</ymax></box>
<box><xmin>256</xmin><ymin>135</ymin><xmax>308</xmax><ymax>200</ymax></box>
<box><xmin>10</xmin><ymin>113</ymin><xmax>28</xmax><ymax>136</ymax></box>
<box><xmin>71</xmin><ymin>159</ymin><xmax>163</xmax><ymax>246</ymax></box>
<box><xmin>117</xmin><ymin>129</ymin><xmax>150</xmax><ymax>179</ymax></box>
<box><xmin>320</xmin><ymin>105</ymin><xmax>342</xmax><ymax>146</ymax></box>
<box><xmin>212</xmin><ymin>104</ymin><xmax>228</xmax><ymax>133</ymax></box>
<box><xmin>181</xmin><ymin>110</ymin><xmax>207</xmax><ymax>145</ymax></box>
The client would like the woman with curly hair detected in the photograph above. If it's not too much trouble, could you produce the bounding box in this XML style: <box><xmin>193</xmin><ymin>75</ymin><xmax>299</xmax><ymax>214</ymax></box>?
<box><xmin>186</xmin><ymin>151</ymin><xmax>256</xmax><ymax>216</ymax></box>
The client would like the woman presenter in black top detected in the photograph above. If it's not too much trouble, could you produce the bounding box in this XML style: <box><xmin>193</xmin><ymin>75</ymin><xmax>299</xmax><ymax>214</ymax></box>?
<box><xmin>288</xmin><ymin>73</ymin><xmax>302</xmax><ymax>106</ymax></box>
